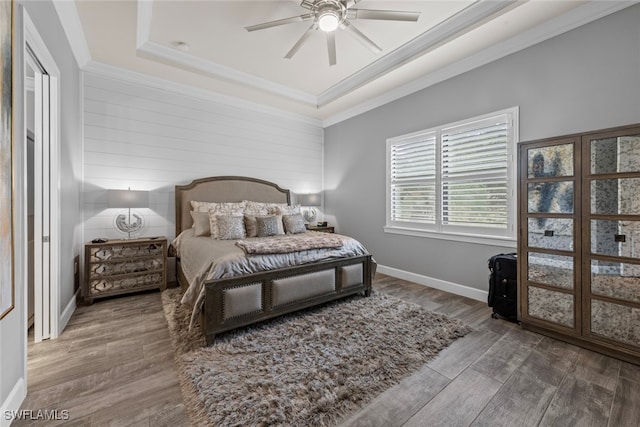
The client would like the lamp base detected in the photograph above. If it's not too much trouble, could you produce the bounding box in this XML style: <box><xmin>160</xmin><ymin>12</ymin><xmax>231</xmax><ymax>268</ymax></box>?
<box><xmin>302</xmin><ymin>208</ymin><xmax>317</xmax><ymax>224</ymax></box>
<box><xmin>114</xmin><ymin>210</ymin><xmax>144</xmax><ymax>239</ymax></box>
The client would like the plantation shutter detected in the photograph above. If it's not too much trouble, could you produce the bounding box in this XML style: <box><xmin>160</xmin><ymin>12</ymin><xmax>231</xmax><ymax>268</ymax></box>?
<box><xmin>441</xmin><ymin>115</ymin><xmax>509</xmax><ymax>228</ymax></box>
<box><xmin>389</xmin><ymin>133</ymin><xmax>437</xmax><ymax>224</ymax></box>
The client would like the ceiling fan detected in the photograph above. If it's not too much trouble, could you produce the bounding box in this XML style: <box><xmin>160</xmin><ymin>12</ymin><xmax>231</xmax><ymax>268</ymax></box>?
<box><xmin>245</xmin><ymin>0</ymin><xmax>420</xmax><ymax>66</ymax></box>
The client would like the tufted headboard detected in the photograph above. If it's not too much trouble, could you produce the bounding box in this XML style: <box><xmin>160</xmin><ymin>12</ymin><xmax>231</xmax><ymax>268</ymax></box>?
<box><xmin>174</xmin><ymin>176</ymin><xmax>291</xmax><ymax>236</ymax></box>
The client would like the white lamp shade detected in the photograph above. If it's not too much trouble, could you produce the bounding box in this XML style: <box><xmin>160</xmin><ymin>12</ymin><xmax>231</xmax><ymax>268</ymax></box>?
<box><xmin>108</xmin><ymin>189</ymin><xmax>149</xmax><ymax>208</ymax></box>
<box><xmin>298</xmin><ymin>193</ymin><xmax>321</xmax><ymax>206</ymax></box>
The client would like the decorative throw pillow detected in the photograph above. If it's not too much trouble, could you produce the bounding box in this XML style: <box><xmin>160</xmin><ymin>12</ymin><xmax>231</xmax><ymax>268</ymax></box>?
<box><xmin>190</xmin><ymin>211</ymin><xmax>211</xmax><ymax>237</ymax></box>
<box><xmin>244</xmin><ymin>214</ymin><xmax>262</xmax><ymax>238</ymax></box>
<box><xmin>247</xmin><ymin>201</ymin><xmax>289</xmax><ymax>214</ymax></box>
<box><xmin>273</xmin><ymin>214</ymin><xmax>285</xmax><ymax>235</ymax></box>
<box><xmin>243</xmin><ymin>200</ymin><xmax>274</xmax><ymax>215</ymax></box>
<box><xmin>215</xmin><ymin>215</ymin><xmax>246</xmax><ymax>240</ymax></box>
<box><xmin>256</xmin><ymin>216</ymin><xmax>279</xmax><ymax>237</ymax></box>
<box><xmin>282</xmin><ymin>214</ymin><xmax>307</xmax><ymax>234</ymax></box>
<box><xmin>244</xmin><ymin>207</ymin><xmax>269</xmax><ymax>217</ymax></box>
<box><xmin>190</xmin><ymin>200</ymin><xmax>207</xmax><ymax>212</ymax></box>
<box><xmin>208</xmin><ymin>208</ymin><xmax>244</xmax><ymax>239</ymax></box>
<box><xmin>275</xmin><ymin>205</ymin><xmax>302</xmax><ymax>216</ymax></box>
<box><xmin>191</xmin><ymin>200</ymin><xmax>245</xmax><ymax>213</ymax></box>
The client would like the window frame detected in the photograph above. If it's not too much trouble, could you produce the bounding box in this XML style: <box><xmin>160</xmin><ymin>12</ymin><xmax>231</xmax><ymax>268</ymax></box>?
<box><xmin>385</xmin><ymin>107</ymin><xmax>519</xmax><ymax>246</ymax></box>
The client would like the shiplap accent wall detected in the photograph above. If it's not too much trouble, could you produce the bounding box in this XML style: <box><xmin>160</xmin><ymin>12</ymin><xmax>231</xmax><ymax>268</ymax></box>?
<box><xmin>82</xmin><ymin>72</ymin><xmax>324</xmax><ymax>242</ymax></box>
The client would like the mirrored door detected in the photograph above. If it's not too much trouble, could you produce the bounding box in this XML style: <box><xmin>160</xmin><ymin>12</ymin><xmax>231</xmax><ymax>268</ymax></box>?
<box><xmin>584</xmin><ymin>127</ymin><xmax>640</xmax><ymax>349</ymax></box>
<box><xmin>520</xmin><ymin>138</ymin><xmax>581</xmax><ymax>333</ymax></box>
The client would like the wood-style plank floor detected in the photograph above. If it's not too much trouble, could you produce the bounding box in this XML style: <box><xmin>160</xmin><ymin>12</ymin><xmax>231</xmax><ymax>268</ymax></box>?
<box><xmin>16</xmin><ymin>274</ymin><xmax>640</xmax><ymax>426</ymax></box>
<box><xmin>16</xmin><ymin>290</ymin><xmax>189</xmax><ymax>427</ymax></box>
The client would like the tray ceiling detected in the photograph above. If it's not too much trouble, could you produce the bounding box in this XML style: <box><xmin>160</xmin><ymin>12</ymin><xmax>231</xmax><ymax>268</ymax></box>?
<box><xmin>73</xmin><ymin>1</ymin><xmax>633</xmax><ymax>123</ymax></box>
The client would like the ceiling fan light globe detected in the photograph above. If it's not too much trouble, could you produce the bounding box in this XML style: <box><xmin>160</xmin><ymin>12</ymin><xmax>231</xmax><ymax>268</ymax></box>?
<box><xmin>318</xmin><ymin>12</ymin><xmax>339</xmax><ymax>32</ymax></box>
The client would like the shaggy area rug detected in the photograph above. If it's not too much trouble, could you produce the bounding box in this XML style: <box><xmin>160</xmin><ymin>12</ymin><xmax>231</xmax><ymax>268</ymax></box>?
<box><xmin>161</xmin><ymin>288</ymin><xmax>471</xmax><ymax>426</ymax></box>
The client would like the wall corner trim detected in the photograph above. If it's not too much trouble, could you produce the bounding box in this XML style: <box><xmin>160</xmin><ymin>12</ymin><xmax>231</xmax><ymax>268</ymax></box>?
<box><xmin>377</xmin><ymin>264</ymin><xmax>488</xmax><ymax>302</ymax></box>
<box><xmin>0</xmin><ymin>378</ymin><xmax>26</xmax><ymax>427</ymax></box>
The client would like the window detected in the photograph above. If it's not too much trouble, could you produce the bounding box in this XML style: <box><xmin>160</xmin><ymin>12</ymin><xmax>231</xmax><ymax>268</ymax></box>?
<box><xmin>386</xmin><ymin>108</ymin><xmax>518</xmax><ymax>243</ymax></box>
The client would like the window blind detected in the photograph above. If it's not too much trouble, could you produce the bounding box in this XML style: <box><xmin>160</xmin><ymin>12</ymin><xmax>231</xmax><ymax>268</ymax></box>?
<box><xmin>441</xmin><ymin>116</ymin><xmax>509</xmax><ymax>228</ymax></box>
<box><xmin>389</xmin><ymin>133</ymin><xmax>436</xmax><ymax>224</ymax></box>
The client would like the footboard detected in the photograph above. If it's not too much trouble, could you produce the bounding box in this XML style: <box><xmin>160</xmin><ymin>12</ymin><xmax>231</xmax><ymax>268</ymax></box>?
<box><xmin>201</xmin><ymin>255</ymin><xmax>373</xmax><ymax>344</ymax></box>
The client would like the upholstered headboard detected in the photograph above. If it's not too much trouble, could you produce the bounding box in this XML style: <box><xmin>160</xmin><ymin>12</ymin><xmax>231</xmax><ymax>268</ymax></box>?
<box><xmin>175</xmin><ymin>176</ymin><xmax>291</xmax><ymax>236</ymax></box>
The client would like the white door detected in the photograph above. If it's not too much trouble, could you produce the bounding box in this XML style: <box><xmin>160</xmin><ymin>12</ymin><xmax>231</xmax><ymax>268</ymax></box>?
<box><xmin>27</xmin><ymin>53</ymin><xmax>53</xmax><ymax>342</ymax></box>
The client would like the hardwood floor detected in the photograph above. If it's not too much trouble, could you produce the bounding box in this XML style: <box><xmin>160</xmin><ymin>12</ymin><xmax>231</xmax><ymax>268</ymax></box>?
<box><xmin>16</xmin><ymin>274</ymin><xmax>640</xmax><ymax>426</ymax></box>
<box><xmin>346</xmin><ymin>275</ymin><xmax>640</xmax><ymax>427</ymax></box>
<box><xmin>16</xmin><ymin>291</ymin><xmax>189</xmax><ymax>427</ymax></box>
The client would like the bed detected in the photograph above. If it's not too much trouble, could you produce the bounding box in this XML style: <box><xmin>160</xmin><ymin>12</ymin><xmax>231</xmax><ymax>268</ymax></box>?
<box><xmin>172</xmin><ymin>176</ymin><xmax>374</xmax><ymax>344</ymax></box>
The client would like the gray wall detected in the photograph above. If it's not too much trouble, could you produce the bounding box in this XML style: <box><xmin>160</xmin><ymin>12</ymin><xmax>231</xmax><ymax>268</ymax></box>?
<box><xmin>0</xmin><ymin>0</ymin><xmax>81</xmax><ymax>415</ymax></box>
<box><xmin>324</xmin><ymin>5</ymin><xmax>640</xmax><ymax>293</ymax></box>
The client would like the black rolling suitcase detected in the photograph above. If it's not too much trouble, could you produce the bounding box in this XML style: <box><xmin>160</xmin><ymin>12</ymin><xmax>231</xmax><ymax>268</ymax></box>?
<box><xmin>488</xmin><ymin>253</ymin><xmax>518</xmax><ymax>321</ymax></box>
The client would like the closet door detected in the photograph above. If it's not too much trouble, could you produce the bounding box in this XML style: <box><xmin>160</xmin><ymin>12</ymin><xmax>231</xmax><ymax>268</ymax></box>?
<box><xmin>583</xmin><ymin>125</ymin><xmax>640</xmax><ymax>354</ymax></box>
<box><xmin>519</xmin><ymin>138</ymin><xmax>581</xmax><ymax>334</ymax></box>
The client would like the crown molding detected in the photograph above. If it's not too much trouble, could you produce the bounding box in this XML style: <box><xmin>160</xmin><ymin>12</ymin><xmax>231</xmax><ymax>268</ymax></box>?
<box><xmin>83</xmin><ymin>61</ymin><xmax>323</xmax><ymax>127</ymax></box>
<box><xmin>136</xmin><ymin>0</ymin><xmax>153</xmax><ymax>50</ymax></box>
<box><xmin>322</xmin><ymin>0</ymin><xmax>638</xmax><ymax>127</ymax></box>
<box><xmin>51</xmin><ymin>0</ymin><xmax>91</xmax><ymax>68</ymax></box>
<box><xmin>317</xmin><ymin>0</ymin><xmax>520</xmax><ymax>107</ymax></box>
<box><xmin>136</xmin><ymin>40</ymin><xmax>318</xmax><ymax>106</ymax></box>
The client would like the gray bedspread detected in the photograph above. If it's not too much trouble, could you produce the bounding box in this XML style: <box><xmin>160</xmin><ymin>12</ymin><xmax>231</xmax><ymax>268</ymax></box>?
<box><xmin>171</xmin><ymin>229</ymin><xmax>370</xmax><ymax>327</ymax></box>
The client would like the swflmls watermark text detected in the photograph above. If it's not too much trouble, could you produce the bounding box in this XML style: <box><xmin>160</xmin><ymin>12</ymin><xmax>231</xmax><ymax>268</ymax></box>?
<box><xmin>3</xmin><ymin>409</ymin><xmax>70</xmax><ymax>421</ymax></box>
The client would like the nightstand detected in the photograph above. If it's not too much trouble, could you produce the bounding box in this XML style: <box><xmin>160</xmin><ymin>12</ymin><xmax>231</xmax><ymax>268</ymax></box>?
<box><xmin>84</xmin><ymin>237</ymin><xmax>167</xmax><ymax>303</ymax></box>
<box><xmin>306</xmin><ymin>225</ymin><xmax>335</xmax><ymax>233</ymax></box>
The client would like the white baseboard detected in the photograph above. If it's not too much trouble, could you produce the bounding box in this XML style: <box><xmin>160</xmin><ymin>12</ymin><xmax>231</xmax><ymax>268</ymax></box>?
<box><xmin>0</xmin><ymin>378</ymin><xmax>26</xmax><ymax>427</ymax></box>
<box><xmin>377</xmin><ymin>265</ymin><xmax>488</xmax><ymax>302</ymax></box>
<box><xmin>59</xmin><ymin>289</ymin><xmax>79</xmax><ymax>336</ymax></box>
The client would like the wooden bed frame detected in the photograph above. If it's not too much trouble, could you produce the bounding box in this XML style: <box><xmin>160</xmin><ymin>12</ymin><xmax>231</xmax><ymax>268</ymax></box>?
<box><xmin>174</xmin><ymin>176</ymin><xmax>373</xmax><ymax>344</ymax></box>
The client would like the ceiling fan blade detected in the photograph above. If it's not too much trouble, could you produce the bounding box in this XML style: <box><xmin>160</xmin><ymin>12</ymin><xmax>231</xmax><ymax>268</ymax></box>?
<box><xmin>300</xmin><ymin>0</ymin><xmax>315</xmax><ymax>10</ymax></box>
<box><xmin>344</xmin><ymin>0</ymin><xmax>361</xmax><ymax>8</ymax></box>
<box><xmin>326</xmin><ymin>31</ymin><xmax>336</xmax><ymax>66</ymax></box>
<box><xmin>341</xmin><ymin>20</ymin><xmax>382</xmax><ymax>54</ymax></box>
<box><xmin>347</xmin><ymin>9</ymin><xmax>420</xmax><ymax>22</ymax></box>
<box><xmin>285</xmin><ymin>24</ymin><xmax>316</xmax><ymax>59</ymax></box>
<box><xmin>245</xmin><ymin>13</ymin><xmax>313</xmax><ymax>32</ymax></box>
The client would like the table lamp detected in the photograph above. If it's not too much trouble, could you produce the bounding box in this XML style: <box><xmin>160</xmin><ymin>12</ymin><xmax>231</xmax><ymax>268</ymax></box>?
<box><xmin>298</xmin><ymin>193</ymin><xmax>321</xmax><ymax>224</ymax></box>
<box><xmin>108</xmin><ymin>189</ymin><xmax>149</xmax><ymax>239</ymax></box>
